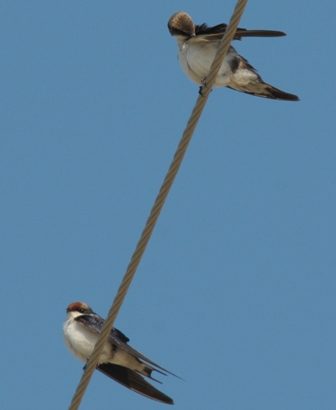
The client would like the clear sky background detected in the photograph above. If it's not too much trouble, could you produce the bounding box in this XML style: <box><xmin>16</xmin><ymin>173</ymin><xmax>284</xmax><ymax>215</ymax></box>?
<box><xmin>1</xmin><ymin>1</ymin><xmax>335</xmax><ymax>409</ymax></box>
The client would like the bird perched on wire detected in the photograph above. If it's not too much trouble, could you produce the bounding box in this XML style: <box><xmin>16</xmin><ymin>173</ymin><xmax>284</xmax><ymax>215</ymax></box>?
<box><xmin>63</xmin><ymin>302</ymin><xmax>179</xmax><ymax>404</ymax></box>
<box><xmin>168</xmin><ymin>12</ymin><xmax>299</xmax><ymax>101</ymax></box>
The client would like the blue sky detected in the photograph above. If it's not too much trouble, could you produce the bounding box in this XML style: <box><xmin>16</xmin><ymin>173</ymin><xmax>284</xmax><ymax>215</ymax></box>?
<box><xmin>1</xmin><ymin>1</ymin><xmax>335</xmax><ymax>409</ymax></box>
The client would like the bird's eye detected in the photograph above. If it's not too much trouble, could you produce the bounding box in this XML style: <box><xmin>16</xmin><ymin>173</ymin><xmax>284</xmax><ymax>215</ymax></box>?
<box><xmin>79</xmin><ymin>308</ymin><xmax>84</xmax><ymax>313</ymax></box>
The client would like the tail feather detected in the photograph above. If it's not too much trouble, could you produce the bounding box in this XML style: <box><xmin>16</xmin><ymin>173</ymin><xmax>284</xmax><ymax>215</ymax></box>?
<box><xmin>227</xmin><ymin>82</ymin><xmax>299</xmax><ymax>101</ymax></box>
<box><xmin>262</xmin><ymin>84</ymin><xmax>299</xmax><ymax>101</ymax></box>
<box><xmin>141</xmin><ymin>364</ymin><xmax>166</xmax><ymax>383</ymax></box>
<box><xmin>97</xmin><ymin>363</ymin><xmax>174</xmax><ymax>404</ymax></box>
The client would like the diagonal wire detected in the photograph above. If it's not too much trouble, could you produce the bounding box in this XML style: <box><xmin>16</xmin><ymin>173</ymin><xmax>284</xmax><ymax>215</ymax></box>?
<box><xmin>68</xmin><ymin>0</ymin><xmax>249</xmax><ymax>408</ymax></box>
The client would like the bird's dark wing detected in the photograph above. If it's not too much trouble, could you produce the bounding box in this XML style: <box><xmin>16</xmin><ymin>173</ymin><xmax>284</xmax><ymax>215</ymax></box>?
<box><xmin>74</xmin><ymin>315</ymin><xmax>179</xmax><ymax>378</ymax></box>
<box><xmin>195</xmin><ymin>23</ymin><xmax>228</xmax><ymax>35</ymax></box>
<box><xmin>109</xmin><ymin>329</ymin><xmax>180</xmax><ymax>379</ymax></box>
<box><xmin>74</xmin><ymin>313</ymin><xmax>105</xmax><ymax>331</ymax></box>
<box><xmin>110</xmin><ymin>327</ymin><xmax>130</xmax><ymax>343</ymax></box>
<box><xmin>234</xmin><ymin>29</ymin><xmax>286</xmax><ymax>39</ymax></box>
<box><xmin>97</xmin><ymin>363</ymin><xmax>174</xmax><ymax>404</ymax></box>
<box><xmin>195</xmin><ymin>22</ymin><xmax>285</xmax><ymax>40</ymax></box>
<box><xmin>74</xmin><ymin>315</ymin><xmax>130</xmax><ymax>342</ymax></box>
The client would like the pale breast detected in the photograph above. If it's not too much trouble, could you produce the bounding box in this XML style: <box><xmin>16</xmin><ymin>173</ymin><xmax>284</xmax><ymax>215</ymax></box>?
<box><xmin>63</xmin><ymin>320</ymin><xmax>112</xmax><ymax>363</ymax></box>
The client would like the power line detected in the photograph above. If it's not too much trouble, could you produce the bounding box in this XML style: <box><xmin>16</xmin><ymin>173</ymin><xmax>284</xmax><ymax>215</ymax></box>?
<box><xmin>67</xmin><ymin>1</ymin><xmax>249</xmax><ymax>408</ymax></box>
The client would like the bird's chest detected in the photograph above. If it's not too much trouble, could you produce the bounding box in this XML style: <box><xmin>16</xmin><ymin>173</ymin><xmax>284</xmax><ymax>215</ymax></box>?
<box><xmin>63</xmin><ymin>320</ymin><xmax>112</xmax><ymax>363</ymax></box>
<box><xmin>179</xmin><ymin>41</ymin><xmax>215</xmax><ymax>85</ymax></box>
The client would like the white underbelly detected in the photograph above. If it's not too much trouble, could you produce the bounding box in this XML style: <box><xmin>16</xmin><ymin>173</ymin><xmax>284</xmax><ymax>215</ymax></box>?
<box><xmin>178</xmin><ymin>42</ymin><xmax>235</xmax><ymax>87</ymax></box>
<box><xmin>63</xmin><ymin>320</ymin><xmax>111</xmax><ymax>363</ymax></box>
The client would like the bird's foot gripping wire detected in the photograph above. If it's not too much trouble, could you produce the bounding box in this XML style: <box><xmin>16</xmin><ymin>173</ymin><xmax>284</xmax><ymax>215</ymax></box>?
<box><xmin>199</xmin><ymin>77</ymin><xmax>212</xmax><ymax>97</ymax></box>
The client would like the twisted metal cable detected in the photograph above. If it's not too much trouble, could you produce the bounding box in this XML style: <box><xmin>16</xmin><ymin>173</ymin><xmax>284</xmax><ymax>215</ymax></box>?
<box><xmin>68</xmin><ymin>1</ymin><xmax>249</xmax><ymax>408</ymax></box>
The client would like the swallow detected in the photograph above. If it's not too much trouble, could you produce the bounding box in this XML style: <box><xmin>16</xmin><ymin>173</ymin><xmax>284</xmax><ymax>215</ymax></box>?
<box><xmin>168</xmin><ymin>12</ymin><xmax>299</xmax><ymax>101</ymax></box>
<box><xmin>63</xmin><ymin>302</ymin><xmax>178</xmax><ymax>404</ymax></box>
